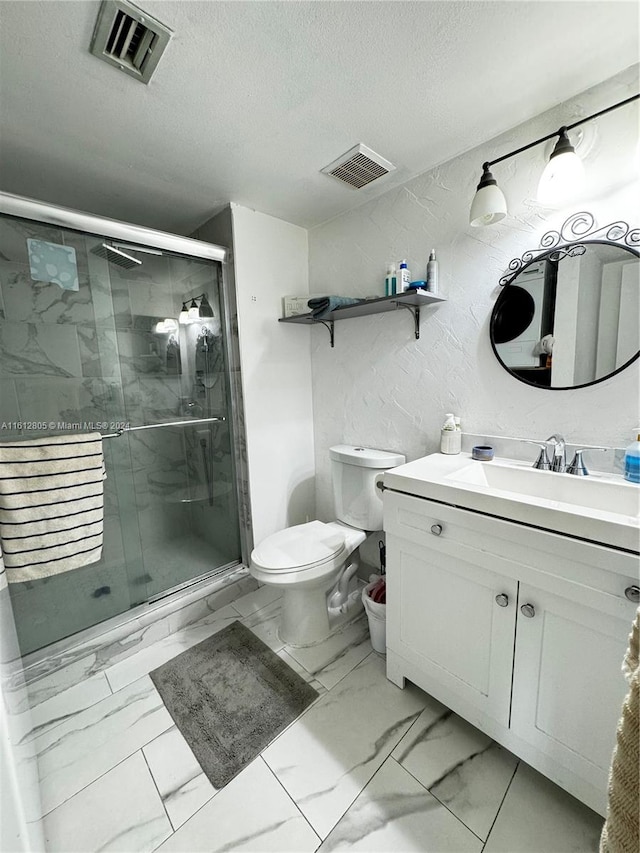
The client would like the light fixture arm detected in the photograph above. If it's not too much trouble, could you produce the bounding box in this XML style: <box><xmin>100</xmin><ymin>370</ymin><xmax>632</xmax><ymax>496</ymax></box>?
<box><xmin>485</xmin><ymin>93</ymin><xmax>639</xmax><ymax>170</ymax></box>
<box><xmin>470</xmin><ymin>92</ymin><xmax>639</xmax><ymax>226</ymax></box>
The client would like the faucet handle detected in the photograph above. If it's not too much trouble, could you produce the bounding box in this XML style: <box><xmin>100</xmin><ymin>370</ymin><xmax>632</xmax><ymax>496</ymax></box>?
<box><xmin>566</xmin><ymin>447</ymin><xmax>607</xmax><ymax>477</ymax></box>
<box><xmin>519</xmin><ymin>440</ymin><xmax>552</xmax><ymax>470</ymax></box>
<box><xmin>533</xmin><ymin>445</ymin><xmax>552</xmax><ymax>471</ymax></box>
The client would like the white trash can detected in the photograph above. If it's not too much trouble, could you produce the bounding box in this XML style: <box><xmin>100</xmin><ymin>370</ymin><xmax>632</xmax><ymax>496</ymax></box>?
<box><xmin>362</xmin><ymin>581</ymin><xmax>386</xmax><ymax>654</ymax></box>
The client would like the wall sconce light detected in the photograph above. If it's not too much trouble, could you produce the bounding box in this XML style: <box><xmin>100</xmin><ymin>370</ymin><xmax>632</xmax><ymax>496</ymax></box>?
<box><xmin>469</xmin><ymin>93</ymin><xmax>639</xmax><ymax>227</ymax></box>
<box><xmin>469</xmin><ymin>164</ymin><xmax>508</xmax><ymax>227</ymax></box>
<box><xmin>537</xmin><ymin>128</ymin><xmax>585</xmax><ymax>205</ymax></box>
<box><xmin>179</xmin><ymin>294</ymin><xmax>214</xmax><ymax>323</ymax></box>
<box><xmin>154</xmin><ymin>318</ymin><xmax>179</xmax><ymax>334</ymax></box>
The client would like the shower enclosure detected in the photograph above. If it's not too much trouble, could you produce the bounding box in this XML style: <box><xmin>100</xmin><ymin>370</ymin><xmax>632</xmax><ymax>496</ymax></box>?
<box><xmin>0</xmin><ymin>194</ymin><xmax>249</xmax><ymax>656</ymax></box>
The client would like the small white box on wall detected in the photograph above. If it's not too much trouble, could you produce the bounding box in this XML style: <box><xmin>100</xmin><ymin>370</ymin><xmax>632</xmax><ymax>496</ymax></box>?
<box><xmin>282</xmin><ymin>295</ymin><xmax>325</xmax><ymax>317</ymax></box>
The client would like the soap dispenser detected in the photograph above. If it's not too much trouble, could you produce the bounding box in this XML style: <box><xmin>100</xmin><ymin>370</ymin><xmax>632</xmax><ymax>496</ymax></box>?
<box><xmin>624</xmin><ymin>431</ymin><xmax>640</xmax><ymax>483</ymax></box>
<box><xmin>440</xmin><ymin>413</ymin><xmax>461</xmax><ymax>455</ymax></box>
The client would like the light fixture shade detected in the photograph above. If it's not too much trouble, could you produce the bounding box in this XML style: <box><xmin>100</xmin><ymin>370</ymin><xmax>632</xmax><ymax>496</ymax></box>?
<box><xmin>187</xmin><ymin>298</ymin><xmax>200</xmax><ymax>321</ymax></box>
<box><xmin>537</xmin><ymin>129</ymin><xmax>584</xmax><ymax>205</ymax></box>
<box><xmin>154</xmin><ymin>318</ymin><xmax>180</xmax><ymax>334</ymax></box>
<box><xmin>469</xmin><ymin>165</ymin><xmax>507</xmax><ymax>227</ymax></box>
<box><xmin>178</xmin><ymin>302</ymin><xmax>189</xmax><ymax>324</ymax></box>
<box><xmin>199</xmin><ymin>294</ymin><xmax>214</xmax><ymax>318</ymax></box>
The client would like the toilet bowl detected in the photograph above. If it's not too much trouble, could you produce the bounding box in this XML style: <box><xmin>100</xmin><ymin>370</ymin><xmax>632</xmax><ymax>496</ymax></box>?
<box><xmin>251</xmin><ymin>519</ymin><xmax>365</xmax><ymax>646</ymax></box>
<box><xmin>250</xmin><ymin>445</ymin><xmax>405</xmax><ymax>647</ymax></box>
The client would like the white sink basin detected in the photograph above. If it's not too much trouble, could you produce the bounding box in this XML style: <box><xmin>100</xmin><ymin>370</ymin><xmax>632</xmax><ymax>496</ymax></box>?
<box><xmin>384</xmin><ymin>453</ymin><xmax>640</xmax><ymax>552</ymax></box>
<box><xmin>447</xmin><ymin>460</ymin><xmax>640</xmax><ymax>518</ymax></box>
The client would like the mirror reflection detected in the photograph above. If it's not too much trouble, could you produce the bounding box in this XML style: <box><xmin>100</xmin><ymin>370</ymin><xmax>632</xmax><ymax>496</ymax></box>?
<box><xmin>491</xmin><ymin>242</ymin><xmax>639</xmax><ymax>388</ymax></box>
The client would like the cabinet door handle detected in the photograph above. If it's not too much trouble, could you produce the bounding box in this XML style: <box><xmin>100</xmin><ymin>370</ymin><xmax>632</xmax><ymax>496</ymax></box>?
<box><xmin>625</xmin><ymin>585</ymin><xmax>640</xmax><ymax>603</ymax></box>
<box><xmin>430</xmin><ymin>524</ymin><xmax>443</xmax><ymax>536</ymax></box>
<box><xmin>520</xmin><ymin>603</ymin><xmax>536</xmax><ymax>618</ymax></box>
<box><xmin>495</xmin><ymin>594</ymin><xmax>509</xmax><ymax>607</ymax></box>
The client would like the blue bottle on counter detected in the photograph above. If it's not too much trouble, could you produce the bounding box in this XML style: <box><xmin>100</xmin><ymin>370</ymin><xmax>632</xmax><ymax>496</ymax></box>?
<box><xmin>624</xmin><ymin>432</ymin><xmax>640</xmax><ymax>483</ymax></box>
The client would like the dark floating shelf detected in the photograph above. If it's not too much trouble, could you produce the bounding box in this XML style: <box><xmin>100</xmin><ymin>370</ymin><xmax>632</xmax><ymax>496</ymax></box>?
<box><xmin>278</xmin><ymin>290</ymin><xmax>446</xmax><ymax>347</ymax></box>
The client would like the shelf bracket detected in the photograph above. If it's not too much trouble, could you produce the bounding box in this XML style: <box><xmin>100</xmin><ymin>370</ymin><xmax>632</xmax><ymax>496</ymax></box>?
<box><xmin>317</xmin><ymin>319</ymin><xmax>335</xmax><ymax>347</ymax></box>
<box><xmin>395</xmin><ymin>302</ymin><xmax>421</xmax><ymax>339</ymax></box>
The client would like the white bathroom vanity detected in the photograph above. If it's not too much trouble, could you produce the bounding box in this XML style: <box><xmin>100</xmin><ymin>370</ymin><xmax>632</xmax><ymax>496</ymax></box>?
<box><xmin>383</xmin><ymin>452</ymin><xmax>640</xmax><ymax>816</ymax></box>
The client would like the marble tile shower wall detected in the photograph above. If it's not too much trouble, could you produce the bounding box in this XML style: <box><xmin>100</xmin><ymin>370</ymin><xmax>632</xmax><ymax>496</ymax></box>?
<box><xmin>0</xmin><ymin>218</ymin><xmax>180</xmax><ymax>434</ymax></box>
<box><xmin>0</xmin><ymin>215</ymin><xmax>236</xmax><ymax>653</ymax></box>
<box><xmin>185</xmin><ymin>419</ymin><xmax>241</xmax><ymax>557</ymax></box>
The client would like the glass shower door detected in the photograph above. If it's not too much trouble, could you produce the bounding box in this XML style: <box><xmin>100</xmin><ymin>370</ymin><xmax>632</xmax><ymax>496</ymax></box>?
<box><xmin>0</xmin><ymin>213</ymin><xmax>241</xmax><ymax>655</ymax></box>
<box><xmin>0</xmin><ymin>215</ymin><xmax>144</xmax><ymax>653</ymax></box>
<box><xmin>106</xmin><ymin>243</ymin><xmax>241</xmax><ymax>601</ymax></box>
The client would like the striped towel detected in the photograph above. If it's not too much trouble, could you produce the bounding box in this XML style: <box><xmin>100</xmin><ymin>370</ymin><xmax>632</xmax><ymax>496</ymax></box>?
<box><xmin>0</xmin><ymin>433</ymin><xmax>106</xmax><ymax>583</ymax></box>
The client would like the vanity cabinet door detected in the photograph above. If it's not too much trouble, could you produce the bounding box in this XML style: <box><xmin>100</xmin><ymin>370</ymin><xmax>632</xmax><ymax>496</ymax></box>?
<box><xmin>510</xmin><ymin>581</ymin><xmax>633</xmax><ymax>801</ymax></box>
<box><xmin>386</xmin><ymin>533</ymin><xmax>517</xmax><ymax>727</ymax></box>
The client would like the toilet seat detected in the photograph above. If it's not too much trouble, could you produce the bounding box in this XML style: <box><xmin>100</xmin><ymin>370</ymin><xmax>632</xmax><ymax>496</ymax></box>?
<box><xmin>251</xmin><ymin>520</ymin><xmax>346</xmax><ymax>573</ymax></box>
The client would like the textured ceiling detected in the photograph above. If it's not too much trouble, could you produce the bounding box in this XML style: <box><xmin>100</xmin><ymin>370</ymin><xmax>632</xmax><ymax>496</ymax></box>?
<box><xmin>0</xmin><ymin>1</ymin><xmax>638</xmax><ymax>234</ymax></box>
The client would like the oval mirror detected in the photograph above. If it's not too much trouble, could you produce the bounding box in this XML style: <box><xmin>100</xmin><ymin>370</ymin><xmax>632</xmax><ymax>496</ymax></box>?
<box><xmin>491</xmin><ymin>241</ymin><xmax>639</xmax><ymax>389</ymax></box>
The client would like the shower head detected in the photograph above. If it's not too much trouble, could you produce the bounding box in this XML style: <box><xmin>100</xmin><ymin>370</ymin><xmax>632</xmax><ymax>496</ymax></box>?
<box><xmin>90</xmin><ymin>242</ymin><xmax>142</xmax><ymax>269</ymax></box>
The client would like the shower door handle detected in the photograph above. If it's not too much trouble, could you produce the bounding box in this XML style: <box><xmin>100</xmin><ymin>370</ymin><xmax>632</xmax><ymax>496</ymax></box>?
<box><xmin>102</xmin><ymin>416</ymin><xmax>225</xmax><ymax>439</ymax></box>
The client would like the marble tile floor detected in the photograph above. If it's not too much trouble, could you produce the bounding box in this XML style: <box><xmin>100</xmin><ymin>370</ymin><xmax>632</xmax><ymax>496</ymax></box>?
<box><xmin>30</xmin><ymin>584</ymin><xmax>605</xmax><ymax>852</ymax></box>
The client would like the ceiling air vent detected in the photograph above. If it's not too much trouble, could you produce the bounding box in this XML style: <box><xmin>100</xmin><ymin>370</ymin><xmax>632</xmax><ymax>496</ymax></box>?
<box><xmin>90</xmin><ymin>0</ymin><xmax>172</xmax><ymax>84</ymax></box>
<box><xmin>321</xmin><ymin>143</ymin><xmax>396</xmax><ymax>189</ymax></box>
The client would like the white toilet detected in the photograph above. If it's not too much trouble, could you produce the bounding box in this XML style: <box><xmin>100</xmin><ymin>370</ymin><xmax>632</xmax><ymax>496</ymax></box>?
<box><xmin>250</xmin><ymin>445</ymin><xmax>405</xmax><ymax>647</ymax></box>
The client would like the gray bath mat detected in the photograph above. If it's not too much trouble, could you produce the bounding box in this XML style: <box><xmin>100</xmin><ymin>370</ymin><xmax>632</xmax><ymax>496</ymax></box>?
<box><xmin>150</xmin><ymin>620</ymin><xmax>318</xmax><ymax>788</ymax></box>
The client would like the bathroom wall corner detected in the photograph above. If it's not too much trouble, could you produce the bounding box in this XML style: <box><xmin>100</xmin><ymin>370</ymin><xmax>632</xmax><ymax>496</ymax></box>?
<box><xmin>194</xmin><ymin>205</ymin><xmax>316</xmax><ymax>546</ymax></box>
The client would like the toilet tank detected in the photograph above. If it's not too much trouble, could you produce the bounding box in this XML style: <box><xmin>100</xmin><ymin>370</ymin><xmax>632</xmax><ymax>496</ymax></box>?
<box><xmin>330</xmin><ymin>445</ymin><xmax>406</xmax><ymax>531</ymax></box>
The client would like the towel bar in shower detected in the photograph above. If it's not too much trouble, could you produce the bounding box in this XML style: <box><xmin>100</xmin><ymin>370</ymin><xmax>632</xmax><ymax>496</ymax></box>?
<box><xmin>102</xmin><ymin>416</ymin><xmax>225</xmax><ymax>439</ymax></box>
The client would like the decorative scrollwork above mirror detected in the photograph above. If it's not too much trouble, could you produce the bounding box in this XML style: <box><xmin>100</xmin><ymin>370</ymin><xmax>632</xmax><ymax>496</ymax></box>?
<box><xmin>491</xmin><ymin>212</ymin><xmax>639</xmax><ymax>389</ymax></box>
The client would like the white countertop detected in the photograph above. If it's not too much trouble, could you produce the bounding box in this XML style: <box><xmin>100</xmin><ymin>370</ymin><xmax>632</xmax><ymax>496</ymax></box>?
<box><xmin>384</xmin><ymin>452</ymin><xmax>640</xmax><ymax>553</ymax></box>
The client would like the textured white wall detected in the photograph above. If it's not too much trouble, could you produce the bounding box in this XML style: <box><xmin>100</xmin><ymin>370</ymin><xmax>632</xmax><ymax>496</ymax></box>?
<box><xmin>309</xmin><ymin>66</ymin><xmax>640</xmax><ymax>520</ymax></box>
<box><xmin>229</xmin><ymin>205</ymin><xmax>316</xmax><ymax>545</ymax></box>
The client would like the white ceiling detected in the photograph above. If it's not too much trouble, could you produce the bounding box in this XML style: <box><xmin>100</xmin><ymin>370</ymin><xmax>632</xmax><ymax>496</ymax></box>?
<box><xmin>0</xmin><ymin>1</ymin><xmax>638</xmax><ymax>235</ymax></box>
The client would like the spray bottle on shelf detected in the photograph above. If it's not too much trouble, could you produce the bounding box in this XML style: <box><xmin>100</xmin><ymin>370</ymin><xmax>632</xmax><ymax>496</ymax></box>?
<box><xmin>397</xmin><ymin>259</ymin><xmax>411</xmax><ymax>293</ymax></box>
<box><xmin>384</xmin><ymin>264</ymin><xmax>397</xmax><ymax>297</ymax></box>
<box><xmin>426</xmin><ymin>249</ymin><xmax>439</xmax><ymax>294</ymax></box>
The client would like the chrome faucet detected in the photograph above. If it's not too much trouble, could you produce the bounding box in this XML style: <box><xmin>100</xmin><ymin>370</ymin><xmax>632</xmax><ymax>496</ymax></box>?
<box><xmin>525</xmin><ymin>435</ymin><xmax>607</xmax><ymax>476</ymax></box>
<box><xmin>546</xmin><ymin>434</ymin><xmax>566</xmax><ymax>473</ymax></box>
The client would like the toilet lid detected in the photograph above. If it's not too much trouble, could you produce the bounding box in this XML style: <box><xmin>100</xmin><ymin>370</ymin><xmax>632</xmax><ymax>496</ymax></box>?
<box><xmin>252</xmin><ymin>521</ymin><xmax>346</xmax><ymax>571</ymax></box>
